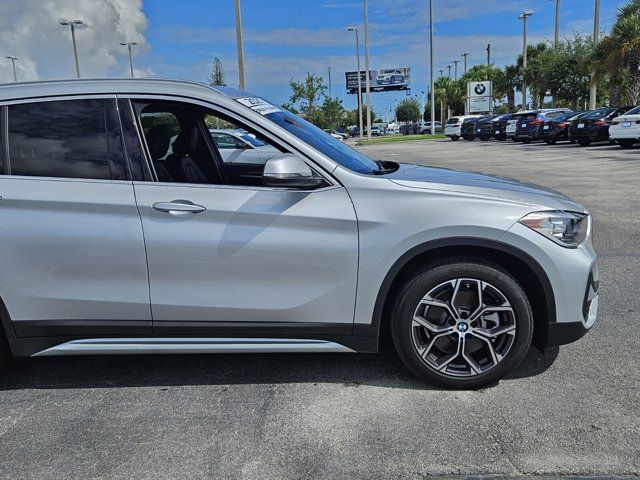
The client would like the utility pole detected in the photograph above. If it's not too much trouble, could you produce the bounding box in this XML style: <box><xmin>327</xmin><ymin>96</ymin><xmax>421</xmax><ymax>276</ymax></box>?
<box><xmin>234</xmin><ymin>0</ymin><xmax>246</xmax><ymax>90</ymax></box>
<box><xmin>363</xmin><ymin>0</ymin><xmax>373</xmax><ymax>140</ymax></box>
<box><xmin>589</xmin><ymin>0</ymin><xmax>600</xmax><ymax>110</ymax></box>
<box><xmin>6</xmin><ymin>56</ymin><xmax>18</xmax><ymax>82</ymax></box>
<box><xmin>347</xmin><ymin>27</ymin><xmax>363</xmax><ymax>139</ymax></box>
<box><xmin>486</xmin><ymin>44</ymin><xmax>491</xmax><ymax>66</ymax></box>
<box><xmin>447</xmin><ymin>64</ymin><xmax>452</xmax><ymax>78</ymax></box>
<box><xmin>462</xmin><ymin>52</ymin><xmax>469</xmax><ymax>74</ymax></box>
<box><xmin>120</xmin><ymin>42</ymin><xmax>138</xmax><ymax>78</ymax></box>
<box><xmin>429</xmin><ymin>0</ymin><xmax>435</xmax><ymax>136</ymax></box>
<box><xmin>453</xmin><ymin>60</ymin><xmax>459</xmax><ymax>80</ymax></box>
<box><xmin>59</xmin><ymin>19</ymin><xmax>84</xmax><ymax>78</ymax></box>
<box><xmin>519</xmin><ymin>11</ymin><xmax>533</xmax><ymax>110</ymax></box>
<box><xmin>327</xmin><ymin>66</ymin><xmax>332</xmax><ymax>98</ymax></box>
<box><xmin>552</xmin><ymin>0</ymin><xmax>560</xmax><ymax>47</ymax></box>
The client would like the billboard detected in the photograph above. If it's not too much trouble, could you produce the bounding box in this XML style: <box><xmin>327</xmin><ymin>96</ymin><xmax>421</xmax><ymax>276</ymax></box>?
<box><xmin>467</xmin><ymin>81</ymin><xmax>493</xmax><ymax>113</ymax></box>
<box><xmin>346</xmin><ymin>67</ymin><xmax>410</xmax><ymax>93</ymax></box>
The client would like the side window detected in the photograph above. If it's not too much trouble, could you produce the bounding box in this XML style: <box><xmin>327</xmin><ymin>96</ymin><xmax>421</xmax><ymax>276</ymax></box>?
<box><xmin>133</xmin><ymin>100</ymin><xmax>284</xmax><ymax>187</ymax></box>
<box><xmin>6</xmin><ymin>99</ymin><xmax>125</xmax><ymax>180</ymax></box>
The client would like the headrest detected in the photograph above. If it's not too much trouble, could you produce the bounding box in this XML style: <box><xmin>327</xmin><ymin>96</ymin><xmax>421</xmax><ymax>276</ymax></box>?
<box><xmin>145</xmin><ymin>124</ymin><xmax>174</xmax><ymax>160</ymax></box>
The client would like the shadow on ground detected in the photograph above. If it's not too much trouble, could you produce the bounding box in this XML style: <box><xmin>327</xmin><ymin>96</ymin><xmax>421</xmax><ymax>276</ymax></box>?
<box><xmin>0</xmin><ymin>345</ymin><xmax>558</xmax><ymax>392</ymax></box>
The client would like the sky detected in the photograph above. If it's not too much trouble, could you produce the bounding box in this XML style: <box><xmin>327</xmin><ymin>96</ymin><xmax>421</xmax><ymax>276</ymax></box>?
<box><xmin>0</xmin><ymin>0</ymin><xmax>628</xmax><ymax>117</ymax></box>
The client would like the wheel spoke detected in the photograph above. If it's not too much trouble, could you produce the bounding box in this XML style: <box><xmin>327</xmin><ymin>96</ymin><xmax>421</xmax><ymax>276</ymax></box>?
<box><xmin>470</xmin><ymin>305</ymin><xmax>513</xmax><ymax>323</ymax></box>
<box><xmin>460</xmin><ymin>335</ymin><xmax>482</xmax><ymax>375</ymax></box>
<box><xmin>436</xmin><ymin>334</ymin><xmax>462</xmax><ymax>372</ymax></box>
<box><xmin>421</xmin><ymin>328</ymin><xmax>456</xmax><ymax>358</ymax></box>
<box><xmin>412</xmin><ymin>315</ymin><xmax>452</xmax><ymax>334</ymax></box>
<box><xmin>473</xmin><ymin>324</ymin><xmax>516</xmax><ymax>338</ymax></box>
<box><xmin>469</xmin><ymin>331</ymin><xmax>500</xmax><ymax>365</ymax></box>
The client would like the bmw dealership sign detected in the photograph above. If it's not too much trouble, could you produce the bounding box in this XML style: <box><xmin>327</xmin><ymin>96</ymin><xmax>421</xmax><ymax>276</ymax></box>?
<box><xmin>467</xmin><ymin>81</ymin><xmax>493</xmax><ymax>113</ymax></box>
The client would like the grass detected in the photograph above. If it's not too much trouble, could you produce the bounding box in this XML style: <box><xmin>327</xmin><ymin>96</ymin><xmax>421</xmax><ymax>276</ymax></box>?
<box><xmin>355</xmin><ymin>133</ymin><xmax>447</xmax><ymax>146</ymax></box>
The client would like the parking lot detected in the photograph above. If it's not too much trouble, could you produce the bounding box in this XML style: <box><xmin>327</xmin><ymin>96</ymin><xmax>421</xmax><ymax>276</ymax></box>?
<box><xmin>0</xmin><ymin>138</ymin><xmax>639</xmax><ymax>479</ymax></box>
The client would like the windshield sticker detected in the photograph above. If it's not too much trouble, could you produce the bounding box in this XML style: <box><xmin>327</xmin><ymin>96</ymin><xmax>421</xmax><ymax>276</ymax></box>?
<box><xmin>236</xmin><ymin>97</ymin><xmax>281</xmax><ymax>115</ymax></box>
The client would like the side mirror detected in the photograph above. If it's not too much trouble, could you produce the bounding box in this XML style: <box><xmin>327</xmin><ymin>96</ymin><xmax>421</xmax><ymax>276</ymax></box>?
<box><xmin>262</xmin><ymin>154</ymin><xmax>324</xmax><ymax>189</ymax></box>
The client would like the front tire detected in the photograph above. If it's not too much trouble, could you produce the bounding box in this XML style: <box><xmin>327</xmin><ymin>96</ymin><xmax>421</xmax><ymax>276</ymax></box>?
<box><xmin>578</xmin><ymin>139</ymin><xmax>591</xmax><ymax>146</ymax></box>
<box><xmin>450</xmin><ymin>136</ymin><xmax>460</xmax><ymax>141</ymax></box>
<box><xmin>618</xmin><ymin>139</ymin><xmax>635</xmax><ymax>149</ymax></box>
<box><xmin>391</xmin><ymin>258</ymin><xmax>533</xmax><ymax>389</ymax></box>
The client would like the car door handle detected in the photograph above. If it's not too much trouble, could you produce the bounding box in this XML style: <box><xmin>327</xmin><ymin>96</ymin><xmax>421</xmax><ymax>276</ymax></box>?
<box><xmin>152</xmin><ymin>200</ymin><xmax>206</xmax><ymax>215</ymax></box>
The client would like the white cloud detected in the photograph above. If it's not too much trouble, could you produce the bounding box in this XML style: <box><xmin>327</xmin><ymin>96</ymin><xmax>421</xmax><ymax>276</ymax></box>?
<box><xmin>0</xmin><ymin>0</ymin><xmax>149</xmax><ymax>83</ymax></box>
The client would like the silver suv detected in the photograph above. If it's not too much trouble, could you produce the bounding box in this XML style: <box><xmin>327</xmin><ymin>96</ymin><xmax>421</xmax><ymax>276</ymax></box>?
<box><xmin>0</xmin><ymin>79</ymin><xmax>598</xmax><ymax>388</ymax></box>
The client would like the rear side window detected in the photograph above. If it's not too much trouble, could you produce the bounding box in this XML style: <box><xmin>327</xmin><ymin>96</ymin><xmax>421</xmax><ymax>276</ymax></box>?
<box><xmin>622</xmin><ymin>106</ymin><xmax>640</xmax><ymax>115</ymax></box>
<box><xmin>6</xmin><ymin>99</ymin><xmax>123</xmax><ymax>180</ymax></box>
<box><xmin>447</xmin><ymin>118</ymin><xmax>459</xmax><ymax>124</ymax></box>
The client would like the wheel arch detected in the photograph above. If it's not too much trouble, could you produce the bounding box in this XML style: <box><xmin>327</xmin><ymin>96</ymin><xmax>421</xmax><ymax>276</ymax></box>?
<box><xmin>362</xmin><ymin>237</ymin><xmax>556</xmax><ymax>350</ymax></box>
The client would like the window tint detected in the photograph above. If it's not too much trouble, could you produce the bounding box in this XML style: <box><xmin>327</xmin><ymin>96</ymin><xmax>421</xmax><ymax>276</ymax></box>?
<box><xmin>7</xmin><ymin>99</ymin><xmax>117</xmax><ymax>180</ymax></box>
<box><xmin>210</xmin><ymin>132</ymin><xmax>247</xmax><ymax>149</ymax></box>
<box><xmin>622</xmin><ymin>106</ymin><xmax>640</xmax><ymax>115</ymax></box>
<box><xmin>585</xmin><ymin>108</ymin><xmax>615</xmax><ymax>119</ymax></box>
<box><xmin>447</xmin><ymin>118</ymin><xmax>459</xmax><ymax>124</ymax></box>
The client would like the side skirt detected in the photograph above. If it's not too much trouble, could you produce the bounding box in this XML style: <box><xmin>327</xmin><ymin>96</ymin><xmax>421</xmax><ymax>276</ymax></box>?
<box><xmin>32</xmin><ymin>337</ymin><xmax>356</xmax><ymax>357</ymax></box>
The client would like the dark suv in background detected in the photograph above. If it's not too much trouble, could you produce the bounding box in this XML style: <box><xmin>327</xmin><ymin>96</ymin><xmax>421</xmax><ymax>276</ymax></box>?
<box><xmin>462</xmin><ymin>115</ymin><xmax>495</xmax><ymax>140</ymax></box>
<box><xmin>569</xmin><ymin>106</ymin><xmax>635</xmax><ymax>146</ymax></box>
<box><xmin>475</xmin><ymin>114</ymin><xmax>508</xmax><ymax>141</ymax></box>
<box><xmin>538</xmin><ymin>111</ymin><xmax>586</xmax><ymax>144</ymax></box>
<box><xmin>515</xmin><ymin>109</ymin><xmax>572</xmax><ymax>143</ymax></box>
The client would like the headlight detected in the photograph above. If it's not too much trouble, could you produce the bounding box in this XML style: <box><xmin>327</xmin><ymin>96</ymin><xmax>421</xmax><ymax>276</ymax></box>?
<box><xmin>519</xmin><ymin>210</ymin><xmax>589</xmax><ymax>247</ymax></box>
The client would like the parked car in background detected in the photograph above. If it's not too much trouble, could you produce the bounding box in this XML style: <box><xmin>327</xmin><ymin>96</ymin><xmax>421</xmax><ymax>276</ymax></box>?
<box><xmin>609</xmin><ymin>106</ymin><xmax>640</xmax><ymax>148</ymax></box>
<box><xmin>476</xmin><ymin>114</ymin><xmax>509</xmax><ymax>141</ymax></box>
<box><xmin>461</xmin><ymin>116</ymin><xmax>489</xmax><ymax>140</ymax></box>
<box><xmin>505</xmin><ymin>112</ymin><xmax>531</xmax><ymax>141</ymax></box>
<box><xmin>444</xmin><ymin>115</ymin><xmax>480</xmax><ymax>141</ymax></box>
<box><xmin>418</xmin><ymin>121</ymin><xmax>442</xmax><ymax>134</ymax></box>
<box><xmin>569</xmin><ymin>106</ymin><xmax>634</xmax><ymax>146</ymax></box>
<box><xmin>324</xmin><ymin>129</ymin><xmax>345</xmax><ymax>141</ymax></box>
<box><xmin>490</xmin><ymin>114</ymin><xmax>513</xmax><ymax>141</ymax></box>
<box><xmin>515</xmin><ymin>109</ymin><xmax>573</xmax><ymax>143</ymax></box>
<box><xmin>538</xmin><ymin>111</ymin><xmax>586</xmax><ymax>144</ymax></box>
<box><xmin>210</xmin><ymin>129</ymin><xmax>281</xmax><ymax>164</ymax></box>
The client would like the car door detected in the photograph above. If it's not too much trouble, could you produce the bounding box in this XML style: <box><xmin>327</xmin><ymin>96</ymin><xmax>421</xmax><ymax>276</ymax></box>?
<box><xmin>0</xmin><ymin>97</ymin><xmax>151</xmax><ymax>336</ymax></box>
<box><xmin>120</xmin><ymin>97</ymin><xmax>359</xmax><ymax>335</ymax></box>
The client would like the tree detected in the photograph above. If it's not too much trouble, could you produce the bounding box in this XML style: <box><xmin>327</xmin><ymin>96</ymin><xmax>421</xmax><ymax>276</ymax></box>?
<box><xmin>319</xmin><ymin>97</ymin><xmax>347</xmax><ymax>130</ymax></box>
<box><xmin>544</xmin><ymin>35</ymin><xmax>593</xmax><ymax>109</ymax></box>
<box><xmin>594</xmin><ymin>0</ymin><xmax>640</xmax><ymax>105</ymax></box>
<box><xmin>288</xmin><ymin>73</ymin><xmax>326</xmax><ymax>123</ymax></box>
<box><xmin>395</xmin><ymin>98</ymin><xmax>420</xmax><ymax>123</ymax></box>
<box><xmin>517</xmin><ymin>42</ymin><xmax>550</xmax><ymax>109</ymax></box>
<box><xmin>208</xmin><ymin>57</ymin><xmax>226</xmax><ymax>86</ymax></box>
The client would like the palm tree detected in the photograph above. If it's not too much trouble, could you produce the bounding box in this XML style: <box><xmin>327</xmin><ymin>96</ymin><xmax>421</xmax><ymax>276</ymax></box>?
<box><xmin>594</xmin><ymin>0</ymin><xmax>640</xmax><ymax>105</ymax></box>
<box><xmin>517</xmin><ymin>42</ymin><xmax>550</xmax><ymax>109</ymax></box>
<box><xmin>497</xmin><ymin>65</ymin><xmax>520</xmax><ymax>111</ymax></box>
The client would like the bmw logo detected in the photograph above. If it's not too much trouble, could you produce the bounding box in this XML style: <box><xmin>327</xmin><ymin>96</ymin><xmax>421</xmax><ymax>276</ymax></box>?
<box><xmin>457</xmin><ymin>323</ymin><xmax>469</xmax><ymax>332</ymax></box>
<box><xmin>474</xmin><ymin>83</ymin><xmax>486</xmax><ymax>95</ymax></box>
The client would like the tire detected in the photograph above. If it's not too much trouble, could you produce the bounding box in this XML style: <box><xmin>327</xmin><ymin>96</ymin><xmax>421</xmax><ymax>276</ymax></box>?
<box><xmin>0</xmin><ymin>327</ymin><xmax>10</xmax><ymax>370</ymax></box>
<box><xmin>521</xmin><ymin>139</ymin><xmax>531</xmax><ymax>144</ymax></box>
<box><xmin>511</xmin><ymin>137</ymin><xmax>518</xmax><ymax>142</ymax></box>
<box><xmin>618</xmin><ymin>139</ymin><xmax>635</xmax><ymax>149</ymax></box>
<box><xmin>451</xmin><ymin>136</ymin><xmax>459</xmax><ymax>141</ymax></box>
<box><xmin>391</xmin><ymin>257</ymin><xmax>533</xmax><ymax>389</ymax></box>
<box><xmin>545</xmin><ymin>139</ymin><xmax>557</xmax><ymax>145</ymax></box>
<box><xmin>570</xmin><ymin>139</ymin><xmax>577</xmax><ymax>144</ymax></box>
<box><xmin>578</xmin><ymin>139</ymin><xmax>591</xmax><ymax>146</ymax></box>
<box><xmin>480</xmin><ymin>136</ymin><xmax>489</xmax><ymax>141</ymax></box>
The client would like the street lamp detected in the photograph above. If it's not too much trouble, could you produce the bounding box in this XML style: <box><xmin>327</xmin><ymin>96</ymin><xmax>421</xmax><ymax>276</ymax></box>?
<box><xmin>590</xmin><ymin>0</ymin><xmax>600</xmax><ymax>110</ymax></box>
<box><xmin>234</xmin><ymin>0</ymin><xmax>246</xmax><ymax>90</ymax></box>
<box><xmin>6</xmin><ymin>56</ymin><xmax>18</xmax><ymax>82</ymax></box>
<box><xmin>363</xmin><ymin>0</ymin><xmax>373</xmax><ymax>140</ymax></box>
<box><xmin>550</xmin><ymin>0</ymin><xmax>560</xmax><ymax>47</ymax></box>
<box><xmin>327</xmin><ymin>66</ymin><xmax>332</xmax><ymax>98</ymax></box>
<box><xmin>518</xmin><ymin>10</ymin><xmax>533</xmax><ymax>110</ymax></box>
<box><xmin>439</xmin><ymin>69</ymin><xmax>444</xmax><ymax>77</ymax></box>
<box><xmin>347</xmin><ymin>26</ymin><xmax>364</xmax><ymax>140</ymax></box>
<box><xmin>59</xmin><ymin>18</ymin><xmax>84</xmax><ymax>78</ymax></box>
<box><xmin>461</xmin><ymin>52</ymin><xmax>469</xmax><ymax>74</ymax></box>
<box><xmin>453</xmin><ymin>59</ymin><xmax>459</xmax><ymax>80</ymax></box>
<box><xmin>120</xmin><ymin>42</ymin><xmax>138</xmax><ymax>78</ymax></box>
<box><xmin>447</xmin><ymin>64</ymin><xmax>452</xmax><ymax>78</ymax></box>
<box><xmin>429</xmin><ymin>0</ymin><xmax>435</xmax><ymax>136</ymax></box>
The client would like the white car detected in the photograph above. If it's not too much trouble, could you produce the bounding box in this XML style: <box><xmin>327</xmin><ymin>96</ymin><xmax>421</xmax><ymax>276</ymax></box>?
<box><xmin>376</xmin><ymin>69</ymin><xmax>405</xmax><ymax>85</ymax></box>
<box><xmin>444</xmin><ymin>115</ymin><xmax>480</xmax><ymax>141</ymax></box>
<box><xmin>210</xmin><ymin>129</ymin><xmax>281</xmax><ymax>164</ymax></box>
<box><xmin>324</xmin><ymin>129</ymin><xmax>346</xmax><ymax>141</ymax></box>
<box><xmin>609</xmin><ymin>106</ymin><xmax>640</xmax><ymax>148</ymax></box>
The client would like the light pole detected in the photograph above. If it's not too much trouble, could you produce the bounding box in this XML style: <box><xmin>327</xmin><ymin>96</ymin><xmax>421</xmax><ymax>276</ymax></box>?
<box><xmin>363</xmin><ymin>0</ymin><xmax>373</xmax><ymax>140</ymax></box>
<box><xmin>590</xmin><ymin>0</ymin><xmax>600</xmax><ymax>110</ymax></box>
<box><xmin>347</xmin><ymin>26</ymin><xmax>363</xmax><ymax>140</ymax></box>
<box><xmin>439</xmin><ymin>69</ymin><xmax>444</xmax><ymax>77</ymax></box>
<box><xmin>59</xmin><ymin>18</ymin><xmax>84</xmax><ymax>78</ymax></box>
<box><xmin>429</xmin><ymin>0</ymin><xmax>435</xmax><ymax>136</ymax></box>
<box><xmin>234</xmin><ymin>0</ymin><xmax>246</xmax><ymax>90</ymax></box>
<box><xmin>461</xmin><ymin>52</ymin><xmax>469</xmax><ymax>74</ymax></box>
<box><xmin>6</xmin><ymin>56</ymin><xmax>18</xmax><ymax>82</ymax></box>
<box><xmin>327</xmin><ymin>66</ymin><xmax>332</xmax><ymax>98</ymax></box>
<box><xmin>518</xmin><ymin>10</ymin><xmax>533</xmax><ymax>110</ymax></box>
<box><xmin>453</xmin><ymin>60</ymin><xmax>459</xmax><ymax>80</ymax></box>
<box><xmin>550</xmin><ymin>0</ymin><xmax>561</xmax><ymax>47</ymax></box>
<box><xmin>447</xmin><ymin>64</ymin><xmax>452</xmax><ymax>78</ymax></box>
<box><xmin>120</xmin><ymin>42</ymin><xmax>138</xmax><ymax>78</ymax></box>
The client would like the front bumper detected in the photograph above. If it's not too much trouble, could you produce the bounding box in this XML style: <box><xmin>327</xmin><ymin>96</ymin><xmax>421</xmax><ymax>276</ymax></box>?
<box><xmin>501</xmin><ymin>222</ymin><xmax>599</xmax><ymax>348</ymax></box>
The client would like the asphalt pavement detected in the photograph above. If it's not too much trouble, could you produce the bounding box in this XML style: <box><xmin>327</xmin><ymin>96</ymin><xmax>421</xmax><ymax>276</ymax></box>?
<box><xmin>0</xmin><ymin>137</ymin><xmax>638</xmax><ymax>479</ymax></box>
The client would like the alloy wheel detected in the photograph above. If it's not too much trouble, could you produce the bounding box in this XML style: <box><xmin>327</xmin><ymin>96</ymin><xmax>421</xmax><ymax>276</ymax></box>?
<box><xmin>411</xmin><ymin>278</ymin><xmax>517</xmax><ymax>377</ymax></box>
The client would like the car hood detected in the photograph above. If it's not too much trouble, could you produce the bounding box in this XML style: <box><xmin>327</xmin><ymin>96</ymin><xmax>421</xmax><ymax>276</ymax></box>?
<box><xmin>387</xmin><ymin>163</ymin><xmax>585</xmax><ymax>211</ymax></box>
